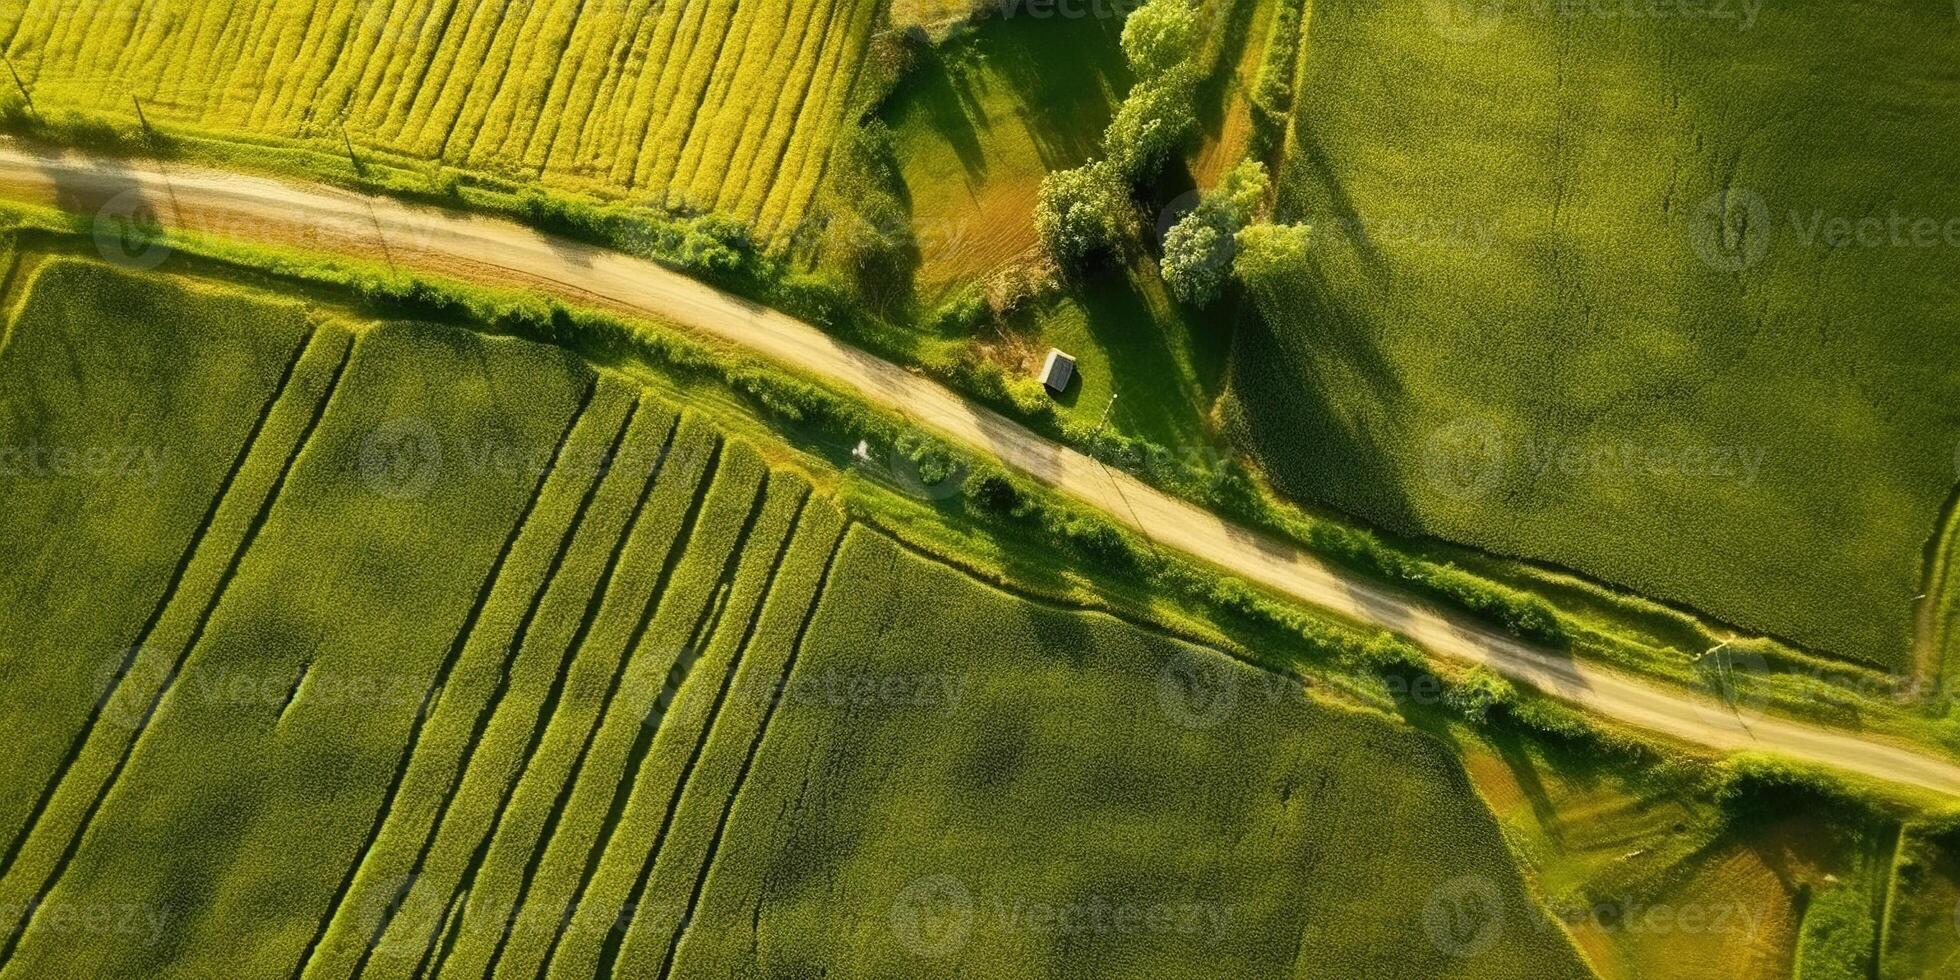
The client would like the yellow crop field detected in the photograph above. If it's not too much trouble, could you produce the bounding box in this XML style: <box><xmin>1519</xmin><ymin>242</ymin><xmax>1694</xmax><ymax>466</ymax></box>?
<box><xmin>0</xmin><ymin>0</ymin><xmax>880</xmax><ymax>237</ymax></box>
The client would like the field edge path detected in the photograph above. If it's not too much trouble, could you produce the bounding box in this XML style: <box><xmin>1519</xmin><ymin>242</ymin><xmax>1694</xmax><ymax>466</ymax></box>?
<box><xmin>2</xmin><ymin>143</ymin><xmax>1957</xmax><ymax>797</ymax></box>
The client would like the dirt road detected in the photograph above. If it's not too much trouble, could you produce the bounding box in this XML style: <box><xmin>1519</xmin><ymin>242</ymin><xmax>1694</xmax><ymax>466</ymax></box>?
<box><xmin>4</xmin><ymin>144</ymin><xmax>1955</xmax><ymax>796</ymax></box>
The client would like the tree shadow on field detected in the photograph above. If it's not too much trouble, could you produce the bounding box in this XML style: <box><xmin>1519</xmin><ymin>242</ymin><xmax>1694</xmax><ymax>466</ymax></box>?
<box><xmin>983</xmin><ymin>11</ymin><xmax>1132</xmax><ymax>172</ymax></box>
<box><xmin>905</xmin><ymin>45</ymin><xmax>992</xmax><ymax>184</ymax></box>
<box><xmin>1193</xmin><ymin>0</ymin><xmax>1260</xmax><ymax>145</ymax></box>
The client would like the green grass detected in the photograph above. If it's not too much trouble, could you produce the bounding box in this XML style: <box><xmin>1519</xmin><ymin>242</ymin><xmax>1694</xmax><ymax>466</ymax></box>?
<box><xmin>0</xmin><ymin>255</ymin><xmax>1611</xmax><ymax>977</ymax></box>
<box><xmin>660</xmin><ymin>526</ymin><xmax>1594</xmax><ymax>978</ymax></box>
<box><xmin>1238</xmin><ymin>0</ymin><xmax>1960</xmax><ymax>668</ymax></box>
<box><xmin>0</xmin><ymin>256</ymin><xmax>320</xmax><ymax>881</ymax></box>
<box><xmin>882</xmin><ymin>7</ymin><xmax>1132</xmax><ymax>298</ymax></box>
<box><xmin>0</xmin><ymin>290</ymin><xmax>598</xmax><ymax>974</ymax></box>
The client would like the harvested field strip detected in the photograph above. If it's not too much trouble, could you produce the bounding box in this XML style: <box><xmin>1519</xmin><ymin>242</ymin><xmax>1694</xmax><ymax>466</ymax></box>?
<box><xmin>540</xmin><ymin>445</ymin><xmax>780</xmax><ymax>977</ymax></box>
<box><xmin>0</xmin><ymin>260</ymin><xmax>318</xmax><ymax>857</ymax></box>
<box><xmin>632</xmin><ymin>505</ymin><xmax>849</xmax><ymax>979</ymax></box>
<box><xmin>588</xmin><ymin>475</ymin><xmax>809</xmax><ymax>980</ymax></box>
<box><xmin>0</xmin><ymin>321</ymin><xmax>353</xmax><ymax>966</ymax></box>
<box><xmin>350</xmin><ymin>386</ymin><xmax>644</xmax><ymax>978</ymax></box>
<box><xmin>294</xmin><ymin>382</ymin><xmax>636</xmax><ymax>980</ymax></box>
<box><xmin>360</xmin><ymin>399</ymin><xmax>682</xmax><ymax>980</ymax></box>
<box><xmin>2</xmin><ymin>0</ymin><xmax>881</xmax><ymax>234</ymax></box>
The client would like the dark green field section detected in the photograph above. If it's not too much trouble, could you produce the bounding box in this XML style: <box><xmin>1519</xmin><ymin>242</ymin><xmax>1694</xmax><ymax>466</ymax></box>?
<box><xmin>1237</xmin><ymin>0</ymin><xmax>1960</xmax><ymax>667</ymax></box>
<box><xmin>660</xmin><ymin>528</ymin><xmax>1590</xmax><ymax>980</ymax></box>
<box><xmin>0</xmin><ymin>260</ymin><xmax>1583</xmax><ymax>978</ymax></box>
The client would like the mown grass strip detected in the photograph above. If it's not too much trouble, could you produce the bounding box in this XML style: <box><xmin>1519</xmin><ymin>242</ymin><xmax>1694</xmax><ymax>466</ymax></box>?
<box><xmin>373</xmin><ymin>401</ymin><xmax>681</xmax><ymax>980</ymax></box>
<box><xmin>591</xmin><ymin>474</ymin><xmax>810</xmax><ymax>978</ymax></box>
<box><xmin>481</xmin><ymin>418</ymin><xmax>728</xmax><ymax>980</ymax></box>
<box><xmin>295</xmin><ymin>381</ymin><xmax>635</xmax><ymax>980</ymax></box>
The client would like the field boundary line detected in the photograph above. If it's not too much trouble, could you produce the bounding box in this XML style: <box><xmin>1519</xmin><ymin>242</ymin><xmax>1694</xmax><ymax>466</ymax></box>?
<box><xmin>602</xmin><ymin>486</ymin><xmax>811</xmax><ymax>977</ymax></box>
<box><xmin>0</xmin><ymin>317</ymin><xmax>313</xmax><ymax>874</ymax></box>
<box><xmin>533</xmin><ymin>437</ymin><xmax>738</xmax><ymax>974</ymax></box>
<box><xmin>474</xmin><ymin>421</ymin><xmax>704</xmax><ymax>978</ymax></box>
<box><xmin>0</xmin><ymin>327</ymin><xmax>351</xmax><ymax>967</ymax></box>
<box><xmin>1914</xmin><ymin>482</ymin><xmax>1960</xmax><ymax>691</ymax></box>
<box><xmin>419</xmin><ymin>403</ymin><xmax>679</xmax><ymax>976</ymax></box>
<box><xmin>553</xmin><ymin>469</ymin><xmax>773</xmax><ymax>976</ymax></box>
<box><xmin>352</xmin><ymin>396</ymin><xmax>640</xmax><ymax>975</ymax></box>
<box><xmin>289</xmin><ymin>373</ymin><xmax>600</xmax><ymax>980</ymax></box>
<box><xmin>651</xmin><ymin>512</ymin><xmax>846</xmax><ymax>979</ymax></box>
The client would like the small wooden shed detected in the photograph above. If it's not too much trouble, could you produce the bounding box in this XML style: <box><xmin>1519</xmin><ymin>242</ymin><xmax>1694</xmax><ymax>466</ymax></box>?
<box><xmin>1039</xmin><ymin>348</ymin><xmax>1076</xmax><ymax>393</ymax></box>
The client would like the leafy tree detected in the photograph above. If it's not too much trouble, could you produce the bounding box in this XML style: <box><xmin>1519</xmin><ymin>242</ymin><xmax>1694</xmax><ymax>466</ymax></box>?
<box><xmin>1035</xmin><ymin>161</ymin><xmax>1131</xmax><ymax>268</ymax></box>
<box><xmin>1232</xmin><ymin>221</ymin><xmax>1313</xmax><ymax>294</ymax></box>
<box><xmin>1121</xmin><ymin>0</ymin><xmax>1200</xmax><ymax>77</ymax></box>
<box><xmin>1103</xmin><ymin>67</ymin><xmax>1199</xmax><ymax>183</ymax></box>
<box><xmin>1161</xmin><ymin>161</ymin><xmax>1270</xmax><ymax>305</ymax></box>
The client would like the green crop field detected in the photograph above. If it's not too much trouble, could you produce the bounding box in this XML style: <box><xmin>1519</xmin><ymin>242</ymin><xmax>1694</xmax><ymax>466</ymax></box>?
<box><xmin>0</xmin><ymin>255</ymin><xmax>1595</xmax><ymax>976</ymax></box>
<box><xmin>0</xmin><ymin>0</ymin><xmax>881</xmax><ymax>238</ymax></box>
<box><xmin>1233</xmin><ymin>0</ymin><xmax>1960</xmax><ymax>668</ymax></box>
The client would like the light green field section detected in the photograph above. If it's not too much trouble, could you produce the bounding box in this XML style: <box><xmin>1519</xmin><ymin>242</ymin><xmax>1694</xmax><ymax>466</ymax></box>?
<box><xmin>661</xmin><ymin>527</ymin><xmax>1595</xmax><ymax>979</ymax></box>
<box><xmin>0</xmin><ymin>0</ymin><xmax>881</xmax><ymax>236</ymax></box>
<box><xmin>0</xmin><ymin>258</ymin><xmax>1594</xmax><ymax>978</ymax></box>
<box><xmin>1233</xmin><ymin>0</ymin><xmax>1960</xmax><ymax>667</ymax></box>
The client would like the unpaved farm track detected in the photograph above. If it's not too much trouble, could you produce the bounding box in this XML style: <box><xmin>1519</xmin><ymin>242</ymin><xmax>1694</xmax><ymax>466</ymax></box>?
<box><xmin>4</xmin><ymin>144</ymin><xmax>1958</xmax><ymax>796</ymax></box>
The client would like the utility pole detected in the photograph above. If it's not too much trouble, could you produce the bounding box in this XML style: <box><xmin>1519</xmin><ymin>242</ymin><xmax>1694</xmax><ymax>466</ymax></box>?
<box><xmin>3</xmin><ymin>55</ymin><xmax>36</xmax><ymax>122</ymax></box>
<box><xmin>339</xmin><ymin>120</ymin><xmax>362</xmax><ymax>174</ymax></box>
<box><xmin>1085</xmin><ymin>392</ymin><xmax>1161</xmax><ymax>561</ymax></box>
<box><xmin>130</xmin><ymin>93</ymin><xmax>150</xmax><ymax>133</ymax></box>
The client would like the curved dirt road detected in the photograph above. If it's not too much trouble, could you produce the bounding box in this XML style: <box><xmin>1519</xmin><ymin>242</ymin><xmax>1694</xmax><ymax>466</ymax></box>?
<box><xmin>4</xmin><ymin>144</ymin><xmax>1956</xmax><ymax>796</ymax></box>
